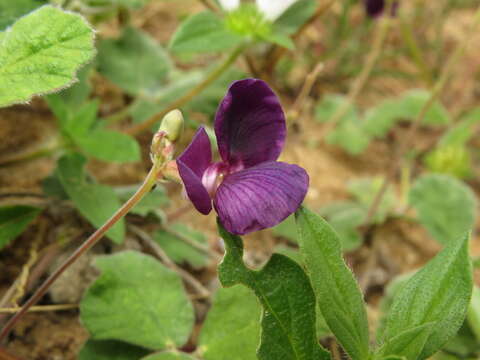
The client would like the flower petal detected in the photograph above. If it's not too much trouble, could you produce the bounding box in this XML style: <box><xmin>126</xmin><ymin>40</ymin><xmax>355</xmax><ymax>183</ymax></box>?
<box><xmin>215</xmin><ymin>78</ymin><xmax>286</xmax><ymax>168</ymax></box>
<box><xmin>213</xmin><ymin>161</ymin><xmax>309</xmax><ymax>235</ymax></box>
<box><xmin>219</xmin><ymin>0</ymin><xmax>240</xmax><ymax>11</ymax></box>
<box><xmin>256</xmin><ymin>0</ymin><xmax>299</xmax><ymax>21</ymax></box>
<box><xmin>177</xmin><ymin>127</ymin><xmax>213</xmax><ymax>215</ymax></box>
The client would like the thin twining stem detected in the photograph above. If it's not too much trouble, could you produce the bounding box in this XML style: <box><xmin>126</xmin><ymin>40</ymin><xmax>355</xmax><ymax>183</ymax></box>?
<box><xmin>0</xmin><ymin>162</ymin><xmax>162</xmax><ymax>343</ymax></box>
<box><xmin>362</xmin><ymin>6</ymin><xmax>480</xmax><ymax>227</ymax></box>
<box><xmin>125</xmin><ymin>44</ymin><xmax>247</xmax><ymax>136</ymax></box>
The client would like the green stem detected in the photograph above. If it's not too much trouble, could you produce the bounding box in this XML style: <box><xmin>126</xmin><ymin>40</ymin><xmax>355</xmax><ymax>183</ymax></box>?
<box><xmin>0</xmin><ymin>161</ymin><xmax>162</xmax><ymax>343</ymax></box>
<box><xmin>125</xmin><ymin>44</ymin><xmax>247</xmax><ymax>135</ymax></box>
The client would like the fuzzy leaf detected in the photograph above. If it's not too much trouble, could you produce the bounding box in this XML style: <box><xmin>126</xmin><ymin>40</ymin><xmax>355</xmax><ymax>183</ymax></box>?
<box><xmin>217</xmin><ymin>221</ymin><xmax>330</xmax><ymax>360</ymax></box>
<box><xmin>295</xmin><ymin>207</ymin><xmax>370</xmax><ymax>360</ymax></box>
<box><xmin>98</xmin><ymin>27</ymin><xmax>170</xmax><ymax>95</ymax></box>
<box><xmin>78</xmin><ymin>339</ymin><xmax>149</xmax><ymax>360</ymax></box>
<box><xmin>0</xmin><ymin>6</ymin><xmax>95</xmax><ymax>107</ymax></box>
<box><xmin>377</xmin><ymin>323</ymin><xmax>433</xmax><ymax>360</ymax></box>
<box><xmin>169</xmin><ymin>12</ymin><xmax>243</xmax><ymax>54</ymax></box>
<box><xmin>409</xmin><ymin>174</ymin><xmax>476</xmax><ymax>245</ymax></box>
<box><xmin>383</xmin><ymin>233</ymin><xmax>473</xmax><ymax>359</ymax></box>
<box><xmin>56</xmin><ymin>153</ymin><xmax>125</xmax><ymax>243</ymax></box>
<box><xmin>0</xmin><ymin>205</ymin><xmax>40</xmax><ymax>249</ymax></box>
<box><xmin>199</xmin><ymin>286</ymin><xmax>261</xmax><ymax>360</ymax></box>
<box><xmin>80</xmin><ymin>251</ymin><xmax>194</xmax><ymax>350</ymax></box>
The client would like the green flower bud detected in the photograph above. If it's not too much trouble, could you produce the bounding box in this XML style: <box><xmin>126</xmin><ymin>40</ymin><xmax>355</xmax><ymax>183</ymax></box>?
<box><xmin>159</xmin><ymin>109</ymin><xmax>184</xmax><ymax>142</ymax></box>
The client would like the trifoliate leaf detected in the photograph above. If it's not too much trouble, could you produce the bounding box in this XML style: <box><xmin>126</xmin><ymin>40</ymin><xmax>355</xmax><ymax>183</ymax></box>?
<box><xmin>80</xmin><ymin>251</ymin><xmax>194</xmax><ymax>350</ymax></box>
<box><xmin>0</xmin><ymin>6</ymin><xmax>95</xmax><ymax>107</ymax></box>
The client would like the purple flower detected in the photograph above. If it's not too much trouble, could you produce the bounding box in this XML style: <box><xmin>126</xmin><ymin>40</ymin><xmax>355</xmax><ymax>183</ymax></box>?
<box><xmin>177</xmin><ymin>79</ymin><xmax>309</xmax><ymax>235</ymax></box>
<box><xmin>364</xmin><ymin>0</ymin><xmax>398</xmax><ymax>17</ymax></box>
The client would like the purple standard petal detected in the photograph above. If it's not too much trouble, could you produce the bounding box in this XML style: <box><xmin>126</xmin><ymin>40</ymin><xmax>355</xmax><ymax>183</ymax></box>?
<box><xmin>213</xmin><ymin>161</ymin><xmax>309</xmax><ymax>235</ymax></box>
<box><xmin>177</xmin><ymin>127</ymin><xmax>213</xmax><ymax>215</ymax></box>
<box><xmin>215</xmin><ymin>78</ymin><xmax>286</xmax><ymax>168</ymax></box>
<box><xmin>364</xmin><ymin>0</ymin><xmax>398</xmax><ymax>17</ymax></box>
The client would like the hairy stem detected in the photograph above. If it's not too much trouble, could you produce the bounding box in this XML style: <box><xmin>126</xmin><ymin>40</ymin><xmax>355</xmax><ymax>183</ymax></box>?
<box><xmin>0</xmin><ymin>163</ymin><xmax>162</xmax><ymax>342</ymax></box>
<box><xmin>125</xmin><ymin>44</ymin><xmax>247</xmax><ymax>136</ymax></box>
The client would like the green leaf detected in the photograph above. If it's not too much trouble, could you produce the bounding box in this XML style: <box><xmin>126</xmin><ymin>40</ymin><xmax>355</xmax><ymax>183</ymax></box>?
<box><xmin>409</xmin><ymin>174</ymin><xmax>476</xmax><ymax>245</ymax></box>
<box><xmin>78</xmin><ymin>339</ymin><xmax>149</xmax><ymax>360</ymax></box>
<box><xmin>217</xmin><ymin>221</ymin><xmax>330</xmax><ymax>360</ymax></box>
<box><xmin>314</xmin><ymin>95</ymin><xmax>356</xmax><ymax>123</ymax></box>
<box><xmin>439</xmin><ymin>108</ymin><xmax>480</xmax><ymax>147</ymax></box>
<box><xmin>363</xmin><ymin>100</ymin><xmax>404</xmax><ymax>138</ymax></box>
<box><xmin>80</xmin><ymin>251</ymin><xmax>194</xmax><ymax>350</ymax></box>
<box><xmin>295</xmin><ymin>207</ymin><xmax>370</xmax><ymax>360</ymax></box>
<box><xmin>98</xmin><ymin>27</ymin><xmax>170</xmax><ymax>95</ymax></box>
<box><xmin>0</xmin><ymin>0</ymin><xmax>47</xmax><ymax>30</ymax></box>
<box><xmin>261</xmin><ymin>32</ymin><xmax>294</xmax><ymax>49</ymax></box>
<box><xmin>383</xmin><ymin>233</ymin><xmax>473</xmax><ymax>359</ymax></box>
<box><xmin>199</xmin><ymin>285</ymin><xmax>261</xmax><ymax>360</ymax></box>
<box><xmin>326</xmin><ymin>120</ymin><xmax>371</xmax><ymax>155</ymax></box>
<box><xmin>142</xmin><ymin>352</ymin><xmax>196</xmax><ymax>360</ymax></box>
<box><xmin>52</xmin><ymin>99</ymin><xmax>98</xmax><ymax>138</ymax></box>
<box><xmin>0</xmin><ymin>5</ymin><xmax>95</xmax><ymax>107</ymax></box>
<box><xmin>467</xmin><ymin>286</ymin><xmax>480</xmax><ymax>341</ymax></box>
<box><xmin>0</xmin><ymin>205</ymin><xmax>40</xmax><ymax>249</ymax></box>
<box><xmin>424</xmin><ymin>145</ymin><xmax>472</xmax><ymax>179</ymax></box>
<box><xmin>75</xmin><ymin>128</ymin><xmax>141</xmax><ymax>163</ymax></box>
<box><xmin>377</xmin><ymin>323</ymin><xmax>434</xmax><ymax>360</ymax></box>
<box><xmin>56</xmin><ymin>153</ymin><xmax>125</xmax><ymax>243</ymax></box>
<box><xmin>273</xmin><ymin>0</ymin><xmax>317</xmax><ymax>35</ymax></box>
<box><xmin>48</xmin><ymin>62</ymin><xmax>93</xmax><ymax>109</ymax></box>
<box><xmin>169</xmin><ymin>12</ymin><xmax>243</xmax><ymax>54</ymax></box>
<box><xmin>154</xmin><ymin>224</ymin><xmax>208</xmax><ymax>269</ymax></box>
<box><xmin>399</xmin><ymin>90</ymin><xmax>450</xmax><ymax>126</ymax></box>
<box><xmin>319</xmin><ymin>202</ymin><xmax>365</xmax><ymax>251</ymax></box>
<box><xmin>348</xmin><ymin>177</ymin><xmax>396</xmax><ymax>224</ymax></box>
<box><xmin>272</xmin><ymin>215</ymin><xmax>298</xmax><ymax>243</ymax></box>
<box><xmin>364</xmin><ymin>90</ymin><xmax>450</xmax><ymax>138</ymax></box>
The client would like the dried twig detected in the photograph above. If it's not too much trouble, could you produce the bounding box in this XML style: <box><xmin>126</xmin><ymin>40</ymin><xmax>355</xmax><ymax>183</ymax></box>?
<box><xmin>0</xmin><ymin>304</ymin><xmax>78</xmax><ymax>314</ymax></box>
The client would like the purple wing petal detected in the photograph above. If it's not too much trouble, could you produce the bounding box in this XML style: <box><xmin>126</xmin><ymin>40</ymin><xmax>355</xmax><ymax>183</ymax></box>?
<box><xmin>215</xmin><ymin>78</ymin><xmax>286</xmax><ymax>168</ymax></box>
<box><xmin>177</xmin><ymin>127</ymin><xmax>213</xmax><ymax>215</ymax></box>
<box><xmin>364</xmin><ymin>0</ymin><xmax>385</xmax><ymax>17</ymax></box>
<box><xmin>213</xmin><ymin>161</ymin><xmax>309</xmax><ymax>235</ymax></box>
